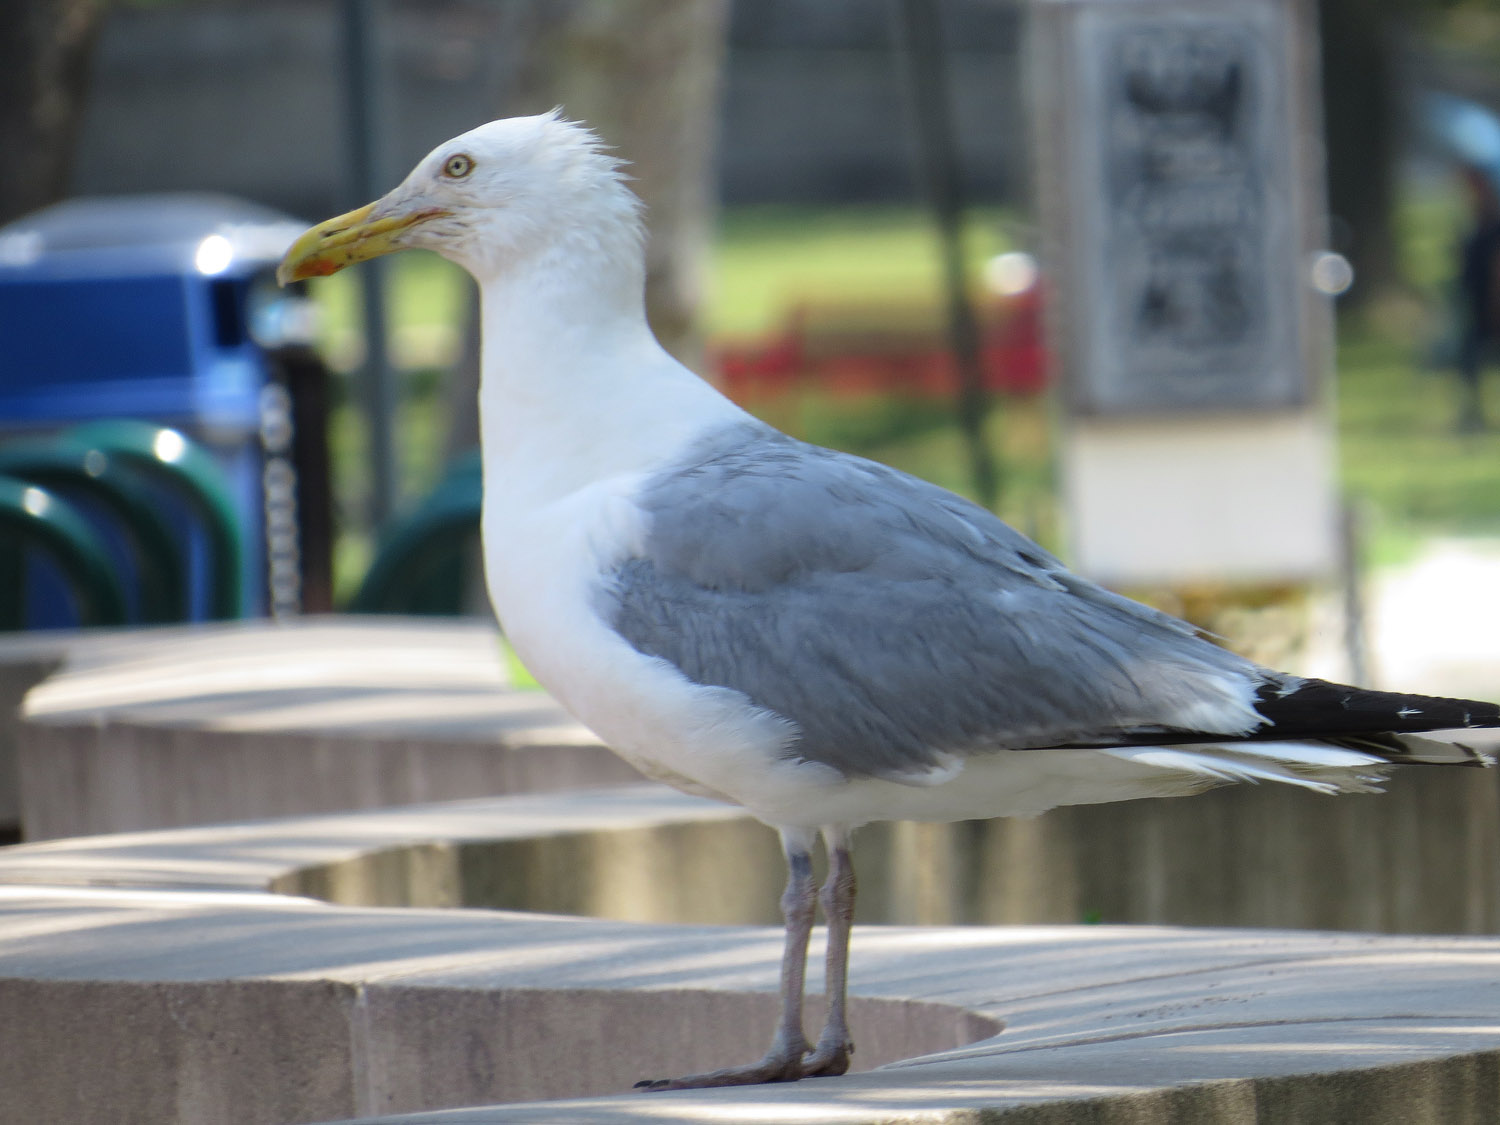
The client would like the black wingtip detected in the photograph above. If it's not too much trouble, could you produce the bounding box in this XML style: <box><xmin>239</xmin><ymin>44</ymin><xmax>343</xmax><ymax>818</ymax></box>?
<box><xmin>1254</xmin><ymin>678</ymin><xmax>1500</xmax><ymax>740</ymax></box>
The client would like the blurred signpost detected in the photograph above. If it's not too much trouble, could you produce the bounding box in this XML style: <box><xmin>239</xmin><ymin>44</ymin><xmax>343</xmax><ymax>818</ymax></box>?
<box><xmin>1027</xmin><ymin>0</ymin><xmax>1342</xmax><ymax>599</ymax></box>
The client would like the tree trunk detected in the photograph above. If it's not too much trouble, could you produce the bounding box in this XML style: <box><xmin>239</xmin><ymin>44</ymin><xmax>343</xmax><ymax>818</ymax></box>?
<box><xmin>1317</xmin><ymin>0</ymin><xmax>1404</xmax><ymax>304</ymax></box>
<box><xmin>443</xmin><ymin>0</ymin><xmax>729</xmax><ymax>458</ymax></box>
<box><xmin>0</xmin><ymin>0</ymin><xmax>105</xmax><ymax>227</ymax></box>
<box><xmin>539</xmin><ymin>0</ymin><xmax>731</xmax><ymax>373</ymax></box>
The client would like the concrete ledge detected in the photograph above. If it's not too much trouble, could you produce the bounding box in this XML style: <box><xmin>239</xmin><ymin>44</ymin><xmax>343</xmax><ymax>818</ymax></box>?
<box><xmin>343</xmin><ymin>1036</ymin><xmax>1500</xmax><ymax>1124</ymax></box>
<box><xmin>0</xmin><ymin>889</ymin><xmax>996</xmax><ymax>1120</ymax></box>
<box><xmin>0</xmin><ymin>634</ymin><xmax>68</xmax><ymax>833</ymax></box>
<box><xmin>6</xmin><ymin>623</ymin><xmax>1500</xmax><ymax>1121</ymax></box>
<box><xmin>12</xmin><ymin>620</ymin><xmax>1500</xmax><ymax>937</ymax></box>
<box><xmin>7</xmin><ymin>619</ymin><xmax>640</xmax><ymax>839</ymax></box>
<box><xmin>2</xmin><ymin>786</ymin><xmax>1500</xmax><ymax>1123</ymax></box>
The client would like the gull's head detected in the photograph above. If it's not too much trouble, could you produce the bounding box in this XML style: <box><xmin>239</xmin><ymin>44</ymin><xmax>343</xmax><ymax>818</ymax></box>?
<box><xmin>277</xmin><ymin>111</ymin><xmax>642</xmax><ymax>286</ymax></box>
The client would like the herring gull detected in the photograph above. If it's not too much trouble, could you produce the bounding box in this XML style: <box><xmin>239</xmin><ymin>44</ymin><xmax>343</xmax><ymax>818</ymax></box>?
<box><xmin>278</xmin><ymin>112</ymin><xmax>1500</xmax><ymax>1090</ymax></box>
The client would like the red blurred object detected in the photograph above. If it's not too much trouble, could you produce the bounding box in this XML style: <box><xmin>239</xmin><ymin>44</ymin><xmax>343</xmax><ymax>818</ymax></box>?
<box><xmin>715</xmin><ymin>289</ymin><xmax>1049</xmax><ymax>401</ymax></box>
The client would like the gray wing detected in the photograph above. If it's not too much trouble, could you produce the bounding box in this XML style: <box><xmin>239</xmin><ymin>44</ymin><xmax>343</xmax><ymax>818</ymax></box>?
<box><xmin>603</xmin><ymin>421</ymin><xmax>1275</xmax><ymax>781</ymax></box>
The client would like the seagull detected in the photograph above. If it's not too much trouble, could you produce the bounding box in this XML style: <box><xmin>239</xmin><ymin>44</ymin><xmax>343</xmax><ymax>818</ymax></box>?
<box><xmin>279</xmin><ymin>112</ymin><xmax>1500</xmax><ymax>1090</ymax></box>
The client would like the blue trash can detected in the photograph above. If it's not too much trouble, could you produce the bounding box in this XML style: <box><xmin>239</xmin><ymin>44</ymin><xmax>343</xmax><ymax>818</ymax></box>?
<box><xmin>0</xmin><ymin>194</ymin><xmax>313</xmax><ymax>623</ymax></box>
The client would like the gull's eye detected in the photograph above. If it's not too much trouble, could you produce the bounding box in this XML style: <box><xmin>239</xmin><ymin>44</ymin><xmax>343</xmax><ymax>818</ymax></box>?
<box><xmin>443</xmin><ymin>153</ymin><xmax>475</xmax><ymax>179</ymax></box>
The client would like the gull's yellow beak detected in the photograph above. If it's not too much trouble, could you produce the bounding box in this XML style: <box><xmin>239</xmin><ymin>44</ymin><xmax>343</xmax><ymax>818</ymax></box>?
<box><xmin>275</xmin><ymin>201</ymin><xmax>448</xmax><ymax>286</ymax></box>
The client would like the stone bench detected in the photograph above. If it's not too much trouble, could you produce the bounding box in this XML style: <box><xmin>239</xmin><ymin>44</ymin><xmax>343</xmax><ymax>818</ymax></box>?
<box><xmin>4</xmin><ymin>619</ymin><xmax>1500</xmax><ymax>1122</ymax></box>
<box><xmin>10</xmin><ymin>619</ymin><xmax>1499</xmax><ymax>938</ymax></box>
<box><xmin>3</xmin><ymin>618</ymin><xmax>636</xmax><ymax>841</ymax></box>
<box><xmin>1</xmin><ymin>786</ymin><xmax>1499</xmax><ymax>1123</ymax></box>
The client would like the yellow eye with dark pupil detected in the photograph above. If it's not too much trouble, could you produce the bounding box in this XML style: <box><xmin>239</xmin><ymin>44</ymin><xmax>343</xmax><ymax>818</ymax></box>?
<box><xmin>444</xmin><ymin>154</ymin><xmax>474</xmax><ymax>178</ymax></box>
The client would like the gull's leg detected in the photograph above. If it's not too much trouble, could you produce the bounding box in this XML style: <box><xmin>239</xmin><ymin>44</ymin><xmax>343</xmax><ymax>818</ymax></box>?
<box><xmin>635</xmin><ymin>826</ymin><xmax>819</xmax><ymax>1090</ymax></box>
<box><xmin>802</xmin><ymin>825</ymin><xmax>855</xmax><ymax>1077</ymax></box>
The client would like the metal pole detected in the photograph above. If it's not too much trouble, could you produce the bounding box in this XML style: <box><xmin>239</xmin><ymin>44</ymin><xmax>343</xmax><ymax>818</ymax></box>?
<box><xmin>890</xmin><ymin>0</ymin><xmax>1000</xmax><ymax>511</ymax></box>
<box><xmin>341</xmin><ymin>0</ymin><xmax>398</xmax><ymax>529</ymax></box>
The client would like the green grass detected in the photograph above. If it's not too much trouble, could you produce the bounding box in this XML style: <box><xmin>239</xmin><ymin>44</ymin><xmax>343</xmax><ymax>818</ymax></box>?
<box><xmin>1333</xmin><ymin>172</ymin><xmax>1500</xmax><ymax>563</ymax></box>
<box><xmin>709</xmin><ymin>205</ymin><xmax>1019</xmax><ymax>340</ymax></box>
<box><xmin>1336</xmin><ymin>326</ymin><xmax>1500</xmax><ymax>566</ymax></box>
<box><xmin>311</xmin><ymin>206</ymin><xmax>1032</xmax><ymax>599</ymax></box>
<box><xmin>306</xmin><ymin>200</ymin><xmax>1500</xmax><ymax>602</ymax></box>
<box><xmin>313</xmin><ymin>207</ymin><xmax>1017</xmax><ymax>356</ymax></box>
<box><xmin>1395</xmin><ymin>185</ymin><xmax>1466</xmax><ymax>298</ymax></box>
<box><xmin>709</xmin><ymin>205</ymin><xmax>1059</xmax><ymax>541</ymax></box>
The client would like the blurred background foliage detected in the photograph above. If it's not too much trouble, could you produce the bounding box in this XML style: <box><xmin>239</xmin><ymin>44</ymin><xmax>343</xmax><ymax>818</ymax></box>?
<box><xmin>4</xmin><ymin>0</ymin><xmax>1500</xmax><ymax>617</ymax></box>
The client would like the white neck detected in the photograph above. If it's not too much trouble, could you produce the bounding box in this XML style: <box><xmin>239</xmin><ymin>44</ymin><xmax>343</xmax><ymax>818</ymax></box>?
<box><xmin>473</xmin><ymin>236</ymin><xmax>746</xmax><ymax>508</ymax></box>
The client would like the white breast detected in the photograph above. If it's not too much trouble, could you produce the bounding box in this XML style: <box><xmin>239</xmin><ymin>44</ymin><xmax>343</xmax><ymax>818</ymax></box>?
<box><xmin>481</xmin><ymin>464</ymin><xmax>850</xmax><ymax>816</ymax></box>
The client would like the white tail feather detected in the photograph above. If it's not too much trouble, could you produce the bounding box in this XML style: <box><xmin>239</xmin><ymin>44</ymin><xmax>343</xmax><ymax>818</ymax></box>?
<box><xmin>1102</xmin><ymin>741</ymin><xmax>1390</xmax><ymax>795</ymax></box>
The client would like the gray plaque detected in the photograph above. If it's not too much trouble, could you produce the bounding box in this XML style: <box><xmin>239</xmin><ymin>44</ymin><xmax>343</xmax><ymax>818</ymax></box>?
<box><xmin>1051</xmin><ymin>2</ymin><xmax>1310</xmax><ymax>413</ymax></box>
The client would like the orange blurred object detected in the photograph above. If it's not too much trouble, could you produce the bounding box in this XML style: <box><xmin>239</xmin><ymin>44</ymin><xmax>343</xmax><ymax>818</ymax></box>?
<box><xmin>715</xmin><ymin>288</ymin><xmax>1048</xmax><ymax>402</ymax></box>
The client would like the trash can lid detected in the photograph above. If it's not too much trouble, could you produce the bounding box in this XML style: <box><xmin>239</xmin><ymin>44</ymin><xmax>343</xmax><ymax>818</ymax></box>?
<box><xmin>0</xmin><ymin>193</ymin><xmax>306</xmax><ymax>277</ymax></box>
